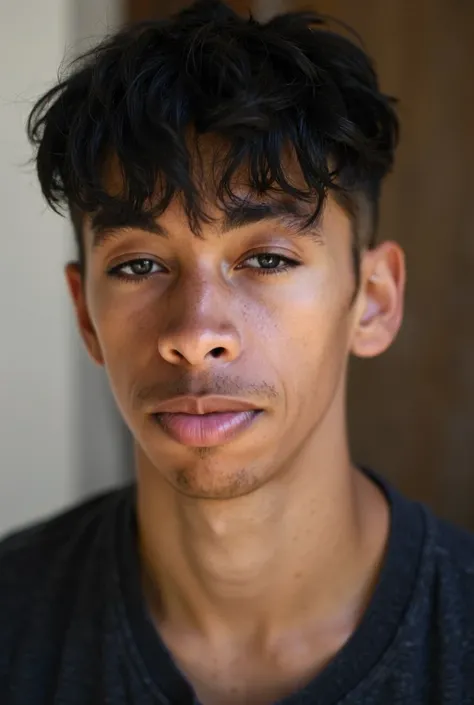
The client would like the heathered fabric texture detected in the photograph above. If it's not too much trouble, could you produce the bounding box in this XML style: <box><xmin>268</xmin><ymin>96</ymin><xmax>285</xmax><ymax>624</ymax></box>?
<box><xmin>1</xmin><ymin>473</ymin><xmax>474</xmax><ymax>705</ymax></box>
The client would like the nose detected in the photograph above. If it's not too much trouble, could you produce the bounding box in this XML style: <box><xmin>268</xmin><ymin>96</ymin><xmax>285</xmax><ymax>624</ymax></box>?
<box><xmin>157</xmin><ymin>276</ymin><xmax>242</xmax><ymax>368</ymax></box>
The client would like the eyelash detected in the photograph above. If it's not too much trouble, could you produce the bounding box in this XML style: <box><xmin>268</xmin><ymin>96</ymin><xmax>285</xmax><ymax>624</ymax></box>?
<box><xmin>107</xmin><ymin>253</ymin><xmax>300</xmax><ymax>282</ymax></box>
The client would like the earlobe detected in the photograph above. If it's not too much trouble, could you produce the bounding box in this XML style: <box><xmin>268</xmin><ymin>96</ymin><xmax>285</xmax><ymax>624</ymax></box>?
<box><xmin>65</xmin><ymin>263</ymin><xmax>104</xmax><ymax>366</ymax></box>
<box><xmin>351</xmin><ymin>242</ymin><xmax>405</xmax><ymax>359</ymax></box>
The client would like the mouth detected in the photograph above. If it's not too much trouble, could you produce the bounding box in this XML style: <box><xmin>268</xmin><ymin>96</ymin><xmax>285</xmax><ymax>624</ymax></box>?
<box><xmin>152</xmin><ymin>409</ymin><xmax>263</xmax><ymax>447</ymax></box>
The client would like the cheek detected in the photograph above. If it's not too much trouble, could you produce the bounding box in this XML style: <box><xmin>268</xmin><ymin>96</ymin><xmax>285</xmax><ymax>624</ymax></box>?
<box><xmin>106</xmin><ymin>310</ymin><xmax>152</xmax><ymax>378</ymax></box>
<box><xmin>262</xmin><ymin>271</ymin><xmax>352</xmax><ymax>409</ymax></box>
<box><xmin>88</xmin><ymin>275</ymin><xmax>151</xmax><ymax>349</ymax></box>
<box><xmin>87</xmin><ymin>282</ymin><xmax>155</xmax><ymax>398</ymax></box>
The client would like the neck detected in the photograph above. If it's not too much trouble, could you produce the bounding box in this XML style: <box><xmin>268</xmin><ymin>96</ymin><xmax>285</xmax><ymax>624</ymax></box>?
<box><xmin>135</xmin><ymin>407</ymin><xmax>389</xmax><ymax>643</ymax></box>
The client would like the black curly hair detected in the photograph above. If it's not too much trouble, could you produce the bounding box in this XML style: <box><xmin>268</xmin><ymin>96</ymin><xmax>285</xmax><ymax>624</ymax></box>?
<box><xmin>27</xmin><ymin>0</ymin><xmax>398</xmax><ymax>273</ymax></box>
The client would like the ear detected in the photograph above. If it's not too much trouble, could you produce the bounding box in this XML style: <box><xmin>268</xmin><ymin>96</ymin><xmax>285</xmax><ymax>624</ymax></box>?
<box><xmin>350</xmin><ymin>242</ymin><xmax>406</xmax><ymax>359</ymax></box>
<box><xmin>65</xmin><ymin>263</ymin><xmax>104</xmax><ymax>366</ymax></box>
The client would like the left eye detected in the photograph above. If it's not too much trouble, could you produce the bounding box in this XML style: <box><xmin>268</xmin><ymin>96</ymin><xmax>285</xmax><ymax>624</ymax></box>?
<box><xmin>241</xmin><ymin>253</ymin><xmax>297</xmax><ymax>271</ymax></box>
<box><xmin>110</xmin><ymin>259</ymin><xmax>161</xmax><ymax>278</ymax></box>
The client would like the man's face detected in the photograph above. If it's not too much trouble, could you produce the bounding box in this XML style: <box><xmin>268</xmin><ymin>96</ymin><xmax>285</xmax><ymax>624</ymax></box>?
<box><xmin>68</xmin><ymin>189</ymin><xmax>403</xmax><ymax>499</ymax></box>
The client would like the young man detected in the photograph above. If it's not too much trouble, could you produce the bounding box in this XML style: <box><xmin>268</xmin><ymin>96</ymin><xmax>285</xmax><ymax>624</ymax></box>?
<box><xmin>1</xmin><ymin>1</ymin><xmax>473</xmax><ymax>703</ymax></box>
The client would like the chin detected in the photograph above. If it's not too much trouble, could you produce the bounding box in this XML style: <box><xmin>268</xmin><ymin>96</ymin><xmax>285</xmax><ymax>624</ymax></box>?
<box><xmin>167</xmin><ymin>461</ymin><xmax>265</xmax><ymax>500</ymax></box>
<box><xmin>135</xmin><ymin>428</ymin><xmax>278</xmax><ymax>499</ymax></box>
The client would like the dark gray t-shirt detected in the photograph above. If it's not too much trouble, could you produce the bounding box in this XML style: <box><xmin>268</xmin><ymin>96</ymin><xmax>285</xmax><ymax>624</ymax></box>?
<box><xmin>1</xmin><ymin>472</ymin><xmax>474</xmax><ymax>704</ymax></box>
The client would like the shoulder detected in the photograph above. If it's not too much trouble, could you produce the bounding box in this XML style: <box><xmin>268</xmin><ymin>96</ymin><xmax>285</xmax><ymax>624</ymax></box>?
<box><xmin>377</xmin><ymin>468</ymin><xmax>474</xmax><ymax>592</ymax></box>
<box><xmin>0</xmin><ymin>487</ymin><xmax>129</xmax><ymax>611</ymax></box>
<box><xmin>0</xmin><ymin>488</ymin><xmax>133</xmax><ymax>695</ymax></box>
<box><xmin>430</xmin><ymin>510</ymin><xmax>474</xmax><ymax>575</ymax></box>
<box><xmin>0</xmin><ymin>487</ymin><xmax>125</xmax><ymax>558</ymax></box>
<box><xmin>422</xmin><ymin>507</ymin><xmax>474</xmax><ymax>629</ymax></box>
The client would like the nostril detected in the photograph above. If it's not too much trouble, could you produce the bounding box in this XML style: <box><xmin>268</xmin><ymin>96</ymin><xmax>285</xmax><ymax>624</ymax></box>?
<box><xmin>210</xmin><ymin>347</ymin><xmax>226</xmax><ymax>359</ymax></box>
<box><xmin>161</xmin><ymin>344</ymin><xmax>233</xmax><ymax>365</ymax></box>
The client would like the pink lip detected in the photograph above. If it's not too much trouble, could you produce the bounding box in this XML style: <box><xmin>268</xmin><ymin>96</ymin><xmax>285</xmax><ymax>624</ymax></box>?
<box><xmin>154</xmin><ymin>410</ymin><xmax>261</xmax><ymax>447</ymax></box>
<box><xmin>152</xmin><ymin>395</ymin><xmax>262</xmax><ymax>415</ymax></box>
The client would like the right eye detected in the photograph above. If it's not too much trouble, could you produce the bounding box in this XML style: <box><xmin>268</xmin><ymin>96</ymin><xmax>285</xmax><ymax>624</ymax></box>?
<box><xmin>108</xmin><ymin>258</ymin><xmax>163</xmax><ymax>281</ymax></box>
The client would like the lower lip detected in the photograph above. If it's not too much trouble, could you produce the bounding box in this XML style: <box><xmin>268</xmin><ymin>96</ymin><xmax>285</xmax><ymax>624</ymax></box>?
<box><xmin>153</xmin><ymin>410</ymin><xmax>261</xmax><ymax>447</ymax></box>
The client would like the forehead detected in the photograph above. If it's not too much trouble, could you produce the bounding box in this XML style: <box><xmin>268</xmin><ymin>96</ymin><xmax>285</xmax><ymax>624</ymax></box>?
<box><xmin>101</xmin><ymin>136</ymin><xmax>313</xmax><ymax>202</ymax></box>
<box><xmin>81</xmin><ymin>139</ymin><xmax>356</xmax><ymax>249</ymax></box>
<box><xmin>82</xmin><ymin>195</ymin><xmax>320</xmax><ymax>249</ymax></box>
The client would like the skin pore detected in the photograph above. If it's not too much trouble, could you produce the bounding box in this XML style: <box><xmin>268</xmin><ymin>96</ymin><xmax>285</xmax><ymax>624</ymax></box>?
<box><xmin>66</xmin><ymin>179</ymin><xmax>405</xmax><ymax>704</ymax></box>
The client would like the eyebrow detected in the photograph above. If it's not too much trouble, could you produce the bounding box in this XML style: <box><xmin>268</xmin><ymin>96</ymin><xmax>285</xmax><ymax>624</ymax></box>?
<box><xmin>91</xmin><ymin>200</ymin><xmax>322</xmax><ymax>249</ymax></box>
<box><xmin>222</xmin><ymin>201</ymin><xmax>321</xmax><ymax>237</ymax></box>
<box><xmin>91</xmin><ymin>210</ymin><xmax>168</xmax><ymax>248</ymax></box>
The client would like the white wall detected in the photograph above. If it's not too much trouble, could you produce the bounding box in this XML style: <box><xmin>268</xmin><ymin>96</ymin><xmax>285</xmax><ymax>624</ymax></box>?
<box><xmin>70</xmin><ymin>0</ymin><xmax>133</xmax><ymax>502</ymax></box>
<box><xmin>0</xmin><ymin>0</ymin><xmax>127</xmax><ymax>536</ymax></box>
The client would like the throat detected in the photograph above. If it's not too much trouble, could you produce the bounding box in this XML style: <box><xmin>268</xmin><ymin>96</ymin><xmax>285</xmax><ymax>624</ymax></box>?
<box><xmin>138</xmin><ymin>465</ymin><xmax>389</xmax><ymax>637</ymax></box>
<box><xmin>157</xmin><ymin>610</ymin><xmax>359</xmax><ymax>705</ymax></box>
<box><xmin>136</xmin><ymin>467</ymin><xmax>390</xmax><ymax>705</ymax></box>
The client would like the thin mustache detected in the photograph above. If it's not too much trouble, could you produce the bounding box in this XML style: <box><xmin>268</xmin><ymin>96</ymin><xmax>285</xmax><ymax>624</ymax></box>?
<box><xmin>134</xmin><ymin>376</ymin><xmax>278</xmax><ymax>408</ymax></box>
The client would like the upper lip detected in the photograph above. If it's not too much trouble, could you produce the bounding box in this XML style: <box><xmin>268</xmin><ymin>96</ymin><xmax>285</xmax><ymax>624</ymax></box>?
<box><xmin>152</xmin><ymin>395</ymin><xmax>262</xmax><ymax>415</ymax></box>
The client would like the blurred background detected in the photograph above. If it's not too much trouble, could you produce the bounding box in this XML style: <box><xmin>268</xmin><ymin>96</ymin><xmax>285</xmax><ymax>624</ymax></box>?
<box><xmin>0</xmin><ymin>0</ymin><xmax>473</xmax><ymax>535</ymax></box>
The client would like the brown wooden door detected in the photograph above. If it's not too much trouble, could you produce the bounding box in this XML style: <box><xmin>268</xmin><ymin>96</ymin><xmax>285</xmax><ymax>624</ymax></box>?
<box><xmin>290</xmin><ymin>0</ymin><xmax>474</xmax><ymax>527</ymax></box>
<box><xmin>126</xmin><ymin>0</ymin><xmax>474</xmax><ymax>528</ymax></box>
